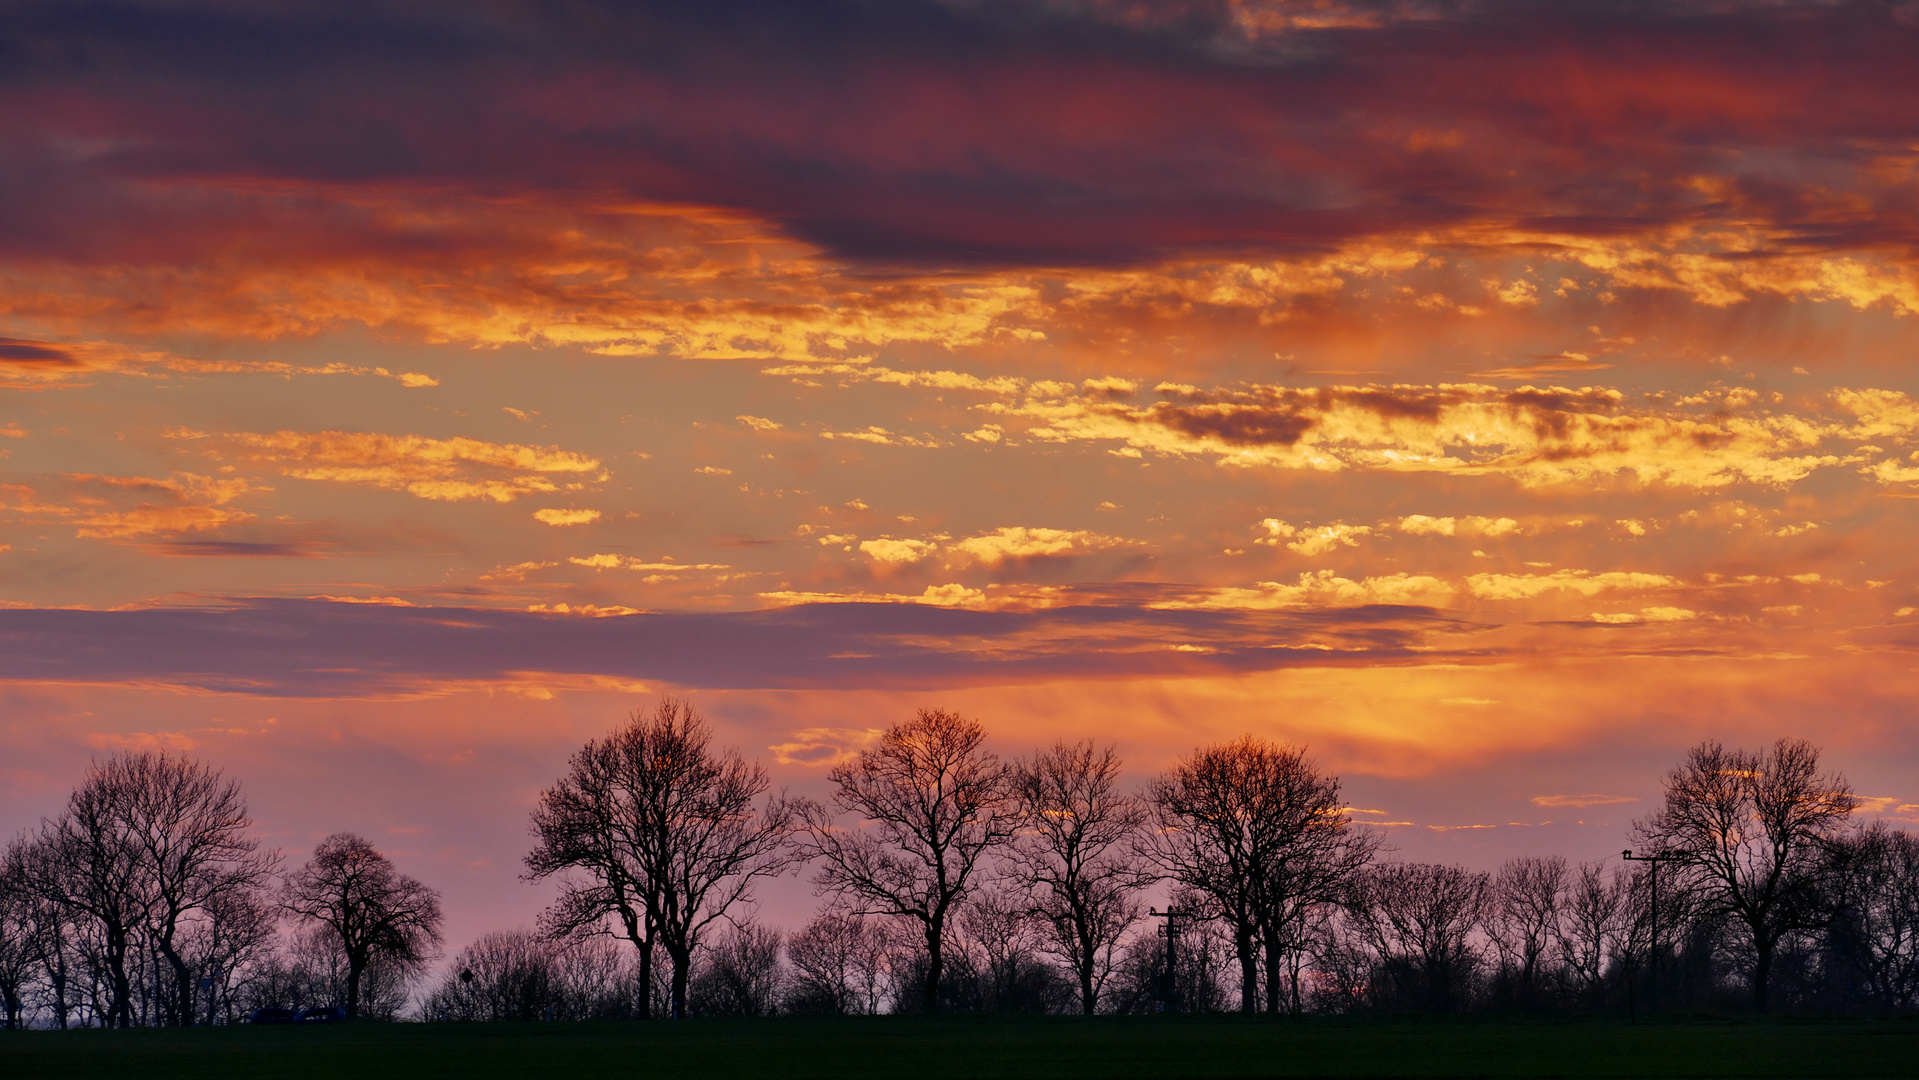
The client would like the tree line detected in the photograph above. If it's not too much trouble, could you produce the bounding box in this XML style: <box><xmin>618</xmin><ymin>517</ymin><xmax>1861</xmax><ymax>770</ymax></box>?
<box><xmin>3</xmin><ymin>700</ymin><xmax>1916</xmax><ymax>1027</ymax></box>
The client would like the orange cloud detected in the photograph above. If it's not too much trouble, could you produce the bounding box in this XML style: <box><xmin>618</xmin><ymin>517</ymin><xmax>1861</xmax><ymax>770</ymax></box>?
<box><xmin>0</xmin><ymin>472</ymin><xmax>261</xmax><ymax>539</ymax></box>
<box><xmin>1467</xmin><ymin>571</ymin><xmax>1678</xmax><ymax>601</ymax></box>
<box><xmin>946</xmin><ymin>526</ymin><xmax>1134</xmax><ymax>565</ymax></box>
<box><xmin>175</xmin><ymin>429</ymin><xmax>602</xmax><ymax>502</ymax></box>
<box><xmin>1532</xmin><ymin>794</ymin><xmax>1639</xmax><ymax>808</ymax></box>
<box><xmin>533</xmin><ymin>508</ymin><xmax>601</xmax><ymax>526</ymax></box>
<box><xmin>982</xmin><ymin>383</ymin><xmax>1900</xmax><ymax>490</ymax></box>
<box><xmin>1150</xmin><ymin>571</ymin><xmax>1458</xmax><ymax>612</ymax></box>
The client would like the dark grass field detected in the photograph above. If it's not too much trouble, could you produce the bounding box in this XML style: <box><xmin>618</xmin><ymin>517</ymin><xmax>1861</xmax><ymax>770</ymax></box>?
<box><xmin>4</xmin><ymin>1015</ymin><xmax>1918</xmax><ymax>1080</ymax></box>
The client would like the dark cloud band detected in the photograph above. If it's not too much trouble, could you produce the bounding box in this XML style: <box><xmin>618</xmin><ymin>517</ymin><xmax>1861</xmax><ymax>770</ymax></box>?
<box><xmin>1</xmin><ymin>1</ymin><xmax>1915</xmax><ymax>269</ymax></box>
<box><xmin>0</xmin><ymin>596</ymin><xmax>1454</xmax><ymax>697</ymax></box>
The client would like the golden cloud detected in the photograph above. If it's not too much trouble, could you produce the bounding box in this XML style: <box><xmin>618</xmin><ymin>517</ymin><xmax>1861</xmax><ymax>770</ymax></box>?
<box><xmin>1151</xmin><ymin>570</ymin><xmax>1457</xmax><ymax>611</ymax></box>
<box><xmin>859</xmin><ymin>538</ymin><xmax>939</xmax><ymax>565</ymax></box>
<box><xmin>1467</xmin><ymin>570</ymin><xmax>1678</xmax><ymax>600</ymax></box>
<box><xmin>1396</xmin><ymin>515</ymin><xmax>1521</xmax><ymax>537</ymax></box>
<box><xmin>0</xmin><ymin>472</ymin><xmax>262</xmax><ymax>539</ymax></box>
<box><xmin>74</xmin><ymin>505</ymin><xmax>253</xmax><ymax>540</ymax></box>
<box><xmin>767</xmin><ymin>727</ymin><xmax>884</xmax><ymax>768</ymax></box>
<box><xmin>759</xmin><ymin>584</ymin><xmax>992</xmax><ymax>609</ymax></box>
<box><xmin>173</xmin><ymin>429</ymin><xmax>601</xmax><ymax>502</ymax></box>
<box><xmin>947</xmin><ymin>527</ymin><xmax>1133</xmax><ymax>565</ymax></box>
<box><xmin>971</xmin><ymin>382</ymin><xmax>1914</xmax><ymax>490</ymax></box>
<box><xmin>1257</xmin><ymin>519</ymin><xmax>1372</xmax><ymax>555</ymax></box>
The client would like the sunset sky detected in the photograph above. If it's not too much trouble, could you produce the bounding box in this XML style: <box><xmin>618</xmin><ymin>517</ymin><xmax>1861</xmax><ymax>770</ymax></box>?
<box><xmin>6</xmin><ymin>0</ymin><xmax>1919</xmax><ymax>944</ymax></box>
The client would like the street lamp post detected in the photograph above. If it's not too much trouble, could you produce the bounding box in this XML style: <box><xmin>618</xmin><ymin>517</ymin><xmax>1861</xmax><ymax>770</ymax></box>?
<box><xmin>1622</xmin><ymin>849</ymin><xmax>1681</xmax><ymax>1017</ymax></box>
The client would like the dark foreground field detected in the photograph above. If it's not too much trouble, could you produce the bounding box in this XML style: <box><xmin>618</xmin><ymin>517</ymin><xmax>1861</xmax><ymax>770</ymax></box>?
<box><xmin>3</xmin><ymin>1015</ymin><xmax>1916</xmax><ymax>1080</ymax></box>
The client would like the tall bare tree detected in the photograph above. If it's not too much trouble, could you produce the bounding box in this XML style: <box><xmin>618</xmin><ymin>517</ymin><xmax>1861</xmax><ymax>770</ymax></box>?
<box><xmin>1143</xmin><ymin>736</ymin><xmax>1377</xmax><ymax>1013</ymax></box>
<box><xmin>14</xmin><ymin>753</ymin><xmax>270</xmax><ymax>1027</ymax></box>
<box><xmin>12</xmin><ymin>804</ymin><xmax>142</xmax><ymax>1025</ymax></box>
<box><xmin>1008</xmin><ymin>739</ymin><xmax>1147</xmax><ymax>1014</ymax></box>
<box><xmin>799</xmin><ymin>708</ymin><xmax>1016</xmax><ymax>1013</ymax></box>
<box><xmin>283</xmin><ymin>833</ymin><xmax>443</xmax><ymax>1019</ymax></box>
<box><xmin>112</xmin><ymin>753</ymin><xmax>276</xmax><ymax>1026</ymax></box>
<box><xmin>528</xmin><ymin>698</ymin><xmax>796</xmax><ymax>1019</ymax></box>
<box><xmin>1631</xmin><ymin>737</ymin><xmax>1855</xmax><ymax>1011</ymax></box>
<box><xmin>525</xmin><ymin>725</ymin><xmax>660</xmax><ymax>1016</ymax></box>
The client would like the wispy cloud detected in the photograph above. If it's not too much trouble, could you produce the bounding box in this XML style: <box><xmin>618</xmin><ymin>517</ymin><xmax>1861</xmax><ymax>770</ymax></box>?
<box><xmin>173</xmin><ymin>429</ymin><xmax>602</xmax><ymax>502</ymax></box>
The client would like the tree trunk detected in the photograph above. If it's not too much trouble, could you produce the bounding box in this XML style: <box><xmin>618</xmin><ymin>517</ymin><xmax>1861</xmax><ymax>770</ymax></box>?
<box><xmin>345</xmin><ymin>955</ymin><xmax>365</xmax><ymax>1019</ymax></box>
<box><xmin>1235</xmin><ymin>922</ymin><xmax>1258</xmax><ymax>1014</ymax></box>
<box><xmin>667</xmin><ymin>942</ymin><xmax>691</xmax><ymax>1019</ymax></box>
<box><xmin>922</xmin><ymin>921</ymin><xmax>944</xmax><ymax>1014</ymax></box>
<box><xmin>1076</xmin><ymin>919</ymin><xmax>1097</xmax><ymax>1015</ymax></box>
<box><xmin>636</xmin><ymin>940</ymin><xmax>654</xmax><ymax>1019</ymax></box>
<box><xmin>1752</xmin><ymin>935</ymin><xmax>1774</xmax><ymax>1014</ymax></box>
<box><xmin>1262</xmin><ymin>928</ymin><xmax>1284</xmax><ymax>1015</ymax></box>
<box><xmin>106</xmin><ymin>933</ymin><xmax>132</xmax><ymax>1029</ymax></box>
<box><xmin>51</xmin><ymin>949</ymin><xmax>70</xmax><ymax>1029</ymax></box>
<box><xmin>157</xmin><ymin>940</ymin><xmax>194</xmax><ymax>1026</ymax></box>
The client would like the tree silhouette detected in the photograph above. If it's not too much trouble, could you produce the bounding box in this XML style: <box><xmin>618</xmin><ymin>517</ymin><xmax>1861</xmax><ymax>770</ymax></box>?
<box><xmin>1487</xmin><ymin>856</ymin><xmax>1568</xmax><ymax>1010</ymax></box>
<box><xmin>283</xmin><ymin>833</ymin><xmax>443</xmax><ymax>1019</ymax></box>
<box><xmin>1143</xmin><ymin>737</ymin><xmax>1376</xmax><ymax>1013</ymax></box>
<box><xmin>12</xmin><ymin>753</ymin><xmax>272</xmax><ymax>1027</ymax></box>
<box><xmin>528</xmin><ymin>698</ymin><xmax>796</xmax><ymax>1019</ymax></box>
<box><xmin>1816</xmin><ymin>821</ymin><xmax>1919</xmax><ymax>1011</ymax></box>
<box><xmin>0</xmin><ymin>858</ymin><xmax>28</xmax><ymax>1030</ymax></box>
<box><xmin>1632</xmin><ymin>737</ymin><xmax>1856</xmax><ymax>1012</ymax></box>
<box><xmin>1345</xmin><ymin>862</ymin><xmax>1490</xmax><ymax>1013</ymax></box>
<box><xmin>1008</xmin><ymin>739</ymin><xmax>1148</xmax><ymax>1015</ymax></box>
<box><xmin>784</xmin><ymin>911</ymin><xmax>893</xmax><ymax>1015</ymax></box>
<box><xmin>799</xmin><ymin>709</ymin><xmax>1016</xmax><ymax>1013</ymax></box>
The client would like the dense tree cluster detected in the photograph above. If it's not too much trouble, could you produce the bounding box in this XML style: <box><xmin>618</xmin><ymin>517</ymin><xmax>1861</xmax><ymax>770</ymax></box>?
<box><xmin>0</xmin><ymin>753</ymin><xmax>440</xmax><ymax>1028</ymax></box>
<box><xmin>5</xmin><ymin>709</ymin><xmax>1918</xmax><ymax>1027</ymax></box>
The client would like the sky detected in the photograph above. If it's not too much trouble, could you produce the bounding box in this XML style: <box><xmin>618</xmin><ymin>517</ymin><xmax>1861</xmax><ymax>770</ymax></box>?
<box><xmin>5</xmin><ymin>0</ymin><xmax>1919</xmax><ymax>946</ymax></box>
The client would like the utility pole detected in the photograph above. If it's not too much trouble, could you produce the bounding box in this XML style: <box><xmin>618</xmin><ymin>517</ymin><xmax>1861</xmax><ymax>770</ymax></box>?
<box><xmin>1622</xmin><ymin>849</ymin><xmax>1681</xmax><ymax>1017</ymax></box>
<box><xmin>1148</xmin><ymin>906</ymin><xmax>1195</xmax><ymax>1013</ymax></box>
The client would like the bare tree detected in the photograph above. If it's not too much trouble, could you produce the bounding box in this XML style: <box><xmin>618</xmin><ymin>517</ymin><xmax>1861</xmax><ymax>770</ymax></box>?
<box><xmin>1143</xmin><ymin>737</ymin><xmax>1377</xmax><ymax>1014</ymax></box>
<box><xmin>1631</xmin><ymin>737</ymin><xmax>1855</xmax><ymax>1012</ymax></box>
<box><xmin>282</xmin><ymin>833</ymin><xmax>443</xmax><ymax>1019</ymax></box>
<box><xmin>799</xmin><ymin>708</ymin><xmax>1016</xmax><ymax>1013</ymax></box>
<box><xmin>953</xmin><ymin>888</ymin><xmax>1068</xmax><ymax>1013</ymax></box>
<box><xmin>689</xmin><ymin>920</ymin><xmax>784</xmax><ymax>1017</ymax></box>
<box><xmin>1487</xmin><ymin>855</ymin><xmax>1567</xmax><ymax>1009</ymax></box>
<box><xmin>1008</xmin><ymin>740</ymin><xmax>1147</xmax><ymax>1015</ymax></box>
<box><xmin>1345</xmin><ymin>862</ymin><xmax>1490</xmax><ymax>1013</ymax></box>
<box><xmin>13</xmin><ymin>753</ymin><xmax>271</xmax><ymax>1027</ymax></box>
<box><xmin>184</xmin><ymin>883</ymin><xmax>279</xmax><ymax>1024</ymax></box>
<box><xmin>1821</xmin><ymin>822</ymin><xmax>1919</xmax><ymax>1011</ymax></box>
<box><xmin>0</xmin><ymin>861</ymin><xmax>28</xmax><ymax>1030</ymax></box>
<box><xmin>528</xmin><ymin>698</ymin><xmax>796</xmax><ymax>1020</ymax></box>
<box><xmin>114</xmin><ymin>753</ymin><xmax>277</xmax><ymax>1027</ymax></box>
<box><xmin>426</xmin><ymin>929</ymin><xmax>559</xmax><ymax>1022</ymax></box>
<box><xmin>1</xmin><ymin>842</ymin><xmax>78</xmax><ymax>1029</ymax></box>
<box><xmin>525</xmin><ymin>723</ymin><xmax>660</xmax><ymax>1016</ymax></box>
<box><xmin>784</xmin><ymin>911</ymin><xmax>893</xmax><ymax>1015</ymax></box>
<box><xmin>12</xmin><ymin>807</ymin><xmax>143</xmax><ymax>1025</ymax></box>
<box><xmin>1556</xmin><ymin>861</ymin><xmax>1631</xmax><ymax>1006</ymax></box>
